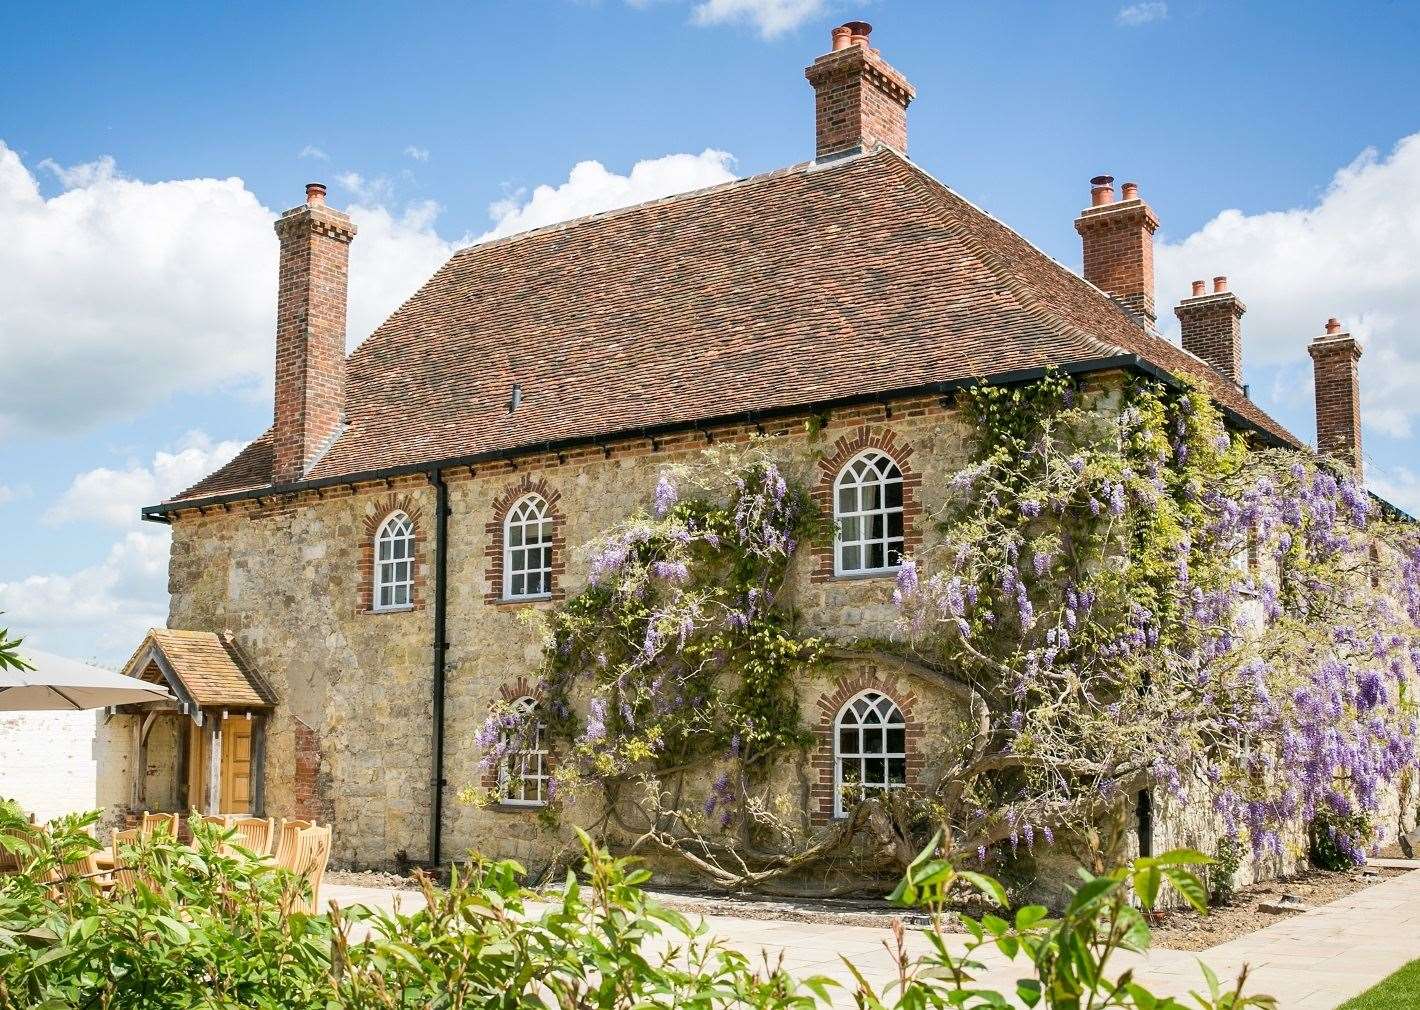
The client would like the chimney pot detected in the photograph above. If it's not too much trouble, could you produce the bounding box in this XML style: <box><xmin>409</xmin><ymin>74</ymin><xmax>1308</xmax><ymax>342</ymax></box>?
<box><xmin>1121</xmin><ymin>181</ymin><xmax>1140</xmax><ymax>201</ymax></box>
<box><xmin>844</xmin><ymin>20</ymin><xmax>872</xmax><ymax>46</ymax></box>
<box><xmin>1090</xmin><ymin>175</ymin><xmax>1116</xmax><ymax>206</ymax></box>
<box><xmin>1326</xmin><ymin>317</ymin><xmax>1342</xmax><ymax>335</ymax></box>
<box><xmin>1191</xmin><ymin>280</ymin><xmax>1207</xmax><ymax>297</ymax></box>
<box><xmin>305</xmin><ymin>182</ymin><xmax>327</xmax><ymax>206</ymax></box>
<box><xmin>831</xmin><ymin>25</ymin><xmax>853</xmax><ymax>50</ymax></box>
<box><xmin>1213</xmin><ymin>275</ymin><xmax>1228</xmax><ymax>293</ymax></box>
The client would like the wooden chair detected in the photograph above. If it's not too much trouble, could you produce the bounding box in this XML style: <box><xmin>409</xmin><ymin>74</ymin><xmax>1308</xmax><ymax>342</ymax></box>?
<box><xmin>140</xmin><ymin>811</ymin><xmax>179</xmax><ymax>841</ymax></box>
<box><xmin>272</xmin><ymin>818</ymin><xmax>313</xmax><ymax>869</ymax></box>
<box><xmin>110</xmin><ymin>828</ymin><xmax>142</xmax><ymax>893</ymax></box>
<box><xmin>225</xmin><ymin>816</ymin><xmax>275</xmax><ymax>858</ymax></box>
<box><xmin>284</xmin><ymin>824</ymin><xmax>332</xmax><ymax>914</ymax></box>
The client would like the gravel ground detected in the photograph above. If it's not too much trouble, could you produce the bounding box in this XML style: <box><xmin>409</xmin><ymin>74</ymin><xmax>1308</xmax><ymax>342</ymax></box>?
<box><xmin>326</xmin><ymin>867</ymin><xmax>425</xmax><ymax>891</ymax></box>
<box><xmin>1148</xmin><ymin>866</ymin><xmax>1407</xmax><ymax>951</ymax></box>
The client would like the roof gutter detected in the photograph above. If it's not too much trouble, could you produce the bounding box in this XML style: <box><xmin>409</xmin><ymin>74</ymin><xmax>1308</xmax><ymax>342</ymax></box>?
<box><xmin>141</xmin><ymin>355</ymin><xmax>1295</xmax><ymax>523</ymax></box>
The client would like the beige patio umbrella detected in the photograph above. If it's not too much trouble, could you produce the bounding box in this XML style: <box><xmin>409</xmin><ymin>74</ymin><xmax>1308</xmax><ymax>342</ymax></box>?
<box><xmin>0</xmin><ymin>649</ymin><xmax>172</xmax><ymax>711</ymax></box>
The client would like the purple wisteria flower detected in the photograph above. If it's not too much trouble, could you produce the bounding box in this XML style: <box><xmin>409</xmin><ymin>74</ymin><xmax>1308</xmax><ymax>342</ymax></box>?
<box><xmin>653</xmin><ymin>474</ymin><xmax>679</xmax><ymax>517</ymax></box>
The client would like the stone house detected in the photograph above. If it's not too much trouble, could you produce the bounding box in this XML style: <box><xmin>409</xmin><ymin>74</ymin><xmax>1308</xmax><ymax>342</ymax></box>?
<box><xmin>97</xmin><ymin>22</ymin><xmax>1374</xmax><ymax>878</ymax></box>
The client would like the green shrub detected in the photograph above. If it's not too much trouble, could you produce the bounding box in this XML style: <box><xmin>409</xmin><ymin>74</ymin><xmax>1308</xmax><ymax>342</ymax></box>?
<box><xmin>1309</xmin><ymin>808</ymin><xmax>1372</xmax><ymax>871</ymax></box>
<box><xmin>2</xmin><ymin>809</ymin><xmax>1276</xmax><ymax>1009</ymax></box>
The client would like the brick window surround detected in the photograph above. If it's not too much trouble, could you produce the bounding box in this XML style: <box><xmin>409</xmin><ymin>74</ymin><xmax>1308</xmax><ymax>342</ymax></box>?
<box><xmin>480</xmin><ymin>676</ymin><xmax>554</xmax><ymax>807</ymax></box>
<box><xmin>811</xmin><ymin>425</ymin><xmax>923</xmax><ymax>583</ymax></box>
<box><xmin>810</xmin><ymin>674</ymin><xmax>921</xmax><ymax>826</ymax></box>
<box><xmin>484</xmin><ymin>476</ymin><xmax>567</xmax><ymax>606</ymax></box>
<box><xmin>357</xmin><ymin>492</ymin><xmax>427</xmax><ymax>613</ymax></box>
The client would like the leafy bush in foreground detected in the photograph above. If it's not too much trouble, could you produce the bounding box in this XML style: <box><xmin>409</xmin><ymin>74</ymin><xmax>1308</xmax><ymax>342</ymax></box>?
<box><xmin>2</xmin><ymin>808</ymin><xmax>1273</xmax><ymax>1009</ymax></box>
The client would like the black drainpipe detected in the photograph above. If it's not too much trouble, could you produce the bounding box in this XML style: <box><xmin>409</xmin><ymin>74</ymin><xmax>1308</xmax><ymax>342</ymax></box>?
<box><xmin>1136</xmin><ymin>789</ymin><xmax>1154</xmax><ymax>858</ymax></box>
<box><xmin>428</xmin><ymin>469</ymin><xmax>450</xmax><ymax>868</ymax></box>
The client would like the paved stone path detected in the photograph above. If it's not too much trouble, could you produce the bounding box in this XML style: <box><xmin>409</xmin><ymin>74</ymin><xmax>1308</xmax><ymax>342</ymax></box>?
<box><xmin>324</xmin><ymin>868</ymin><xmax>1420</xmax><ymax>1009</ymax></box>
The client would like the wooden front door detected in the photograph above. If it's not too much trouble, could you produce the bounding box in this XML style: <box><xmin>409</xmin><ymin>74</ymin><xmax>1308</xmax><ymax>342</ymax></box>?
<box><xmin>220</xmin><ymin>718</ymin><xmax>253</xmax><ymax>814</ymax></box>
<box><xmin>186</xmin><ymin>716</ymin><xmax>255</xmax><ymax>815</ymax></box>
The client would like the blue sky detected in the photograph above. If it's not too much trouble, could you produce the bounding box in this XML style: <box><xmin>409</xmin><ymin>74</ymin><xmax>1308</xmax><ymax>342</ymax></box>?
<box><xmin>2</xmin><ymin>0</ymin><xmax>1419</xmax><ymax>664</ymax></box>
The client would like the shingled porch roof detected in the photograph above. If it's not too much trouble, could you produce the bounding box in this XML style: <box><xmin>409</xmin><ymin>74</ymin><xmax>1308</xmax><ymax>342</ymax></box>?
<box><xmin>161</xmin><ymin>147</ymin><xmax>1299</xmax><ymax>511</ymax></box>
<box><xmin>120</xmin><ymin>629</ymin><xmax>275</xmax><ymax>711</ymax></box>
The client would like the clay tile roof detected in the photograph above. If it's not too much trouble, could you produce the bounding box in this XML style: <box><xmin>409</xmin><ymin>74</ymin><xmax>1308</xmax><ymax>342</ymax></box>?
<box><xmin>121</xmin><ymin>629</ymin><xmax>275</xmax><ymax>709</ymax></box>
<box><xmin>167</xmin><ymin>148</ymin><xmax>1298</xmax><ymax>507</ymax></box>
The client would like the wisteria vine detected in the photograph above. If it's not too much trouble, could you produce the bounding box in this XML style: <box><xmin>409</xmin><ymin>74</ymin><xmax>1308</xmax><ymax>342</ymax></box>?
<box><xmin>894</xmin><ymin>372</ymin><xmax>1420</xmax><ymax>867</ymax></box>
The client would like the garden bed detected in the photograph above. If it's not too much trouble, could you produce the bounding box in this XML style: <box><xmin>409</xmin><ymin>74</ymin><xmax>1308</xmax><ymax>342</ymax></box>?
<box><xmin>1148</xmin><ymin>865</ymin><xmax>1409</xmax><ymax>951</ymax></box>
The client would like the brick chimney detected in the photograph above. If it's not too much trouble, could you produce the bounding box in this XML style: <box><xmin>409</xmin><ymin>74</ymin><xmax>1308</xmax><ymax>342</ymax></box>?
<box><xmin>272</xmin><ymin>182</ymin><xmax>357</xmax><ymax>485</ymax></box>
<box><xmin>1308</xmin><ymin>317</ymin><xmax>1364</xmax><ymax>477</ymax></box>
<box><xmin>1074</xmin><ymin>176</ymin><xmax>1161</xmax><ymax>325</ymax></box>
<box><xmin>804</xmin><ymin>22</ymin><xmax>916</xmax><ymax>161</ymax></box>
<box><xmin>1174</xmin><ymin>275</ymin><xmax>1246</xmax><ymax>386</ymax></box>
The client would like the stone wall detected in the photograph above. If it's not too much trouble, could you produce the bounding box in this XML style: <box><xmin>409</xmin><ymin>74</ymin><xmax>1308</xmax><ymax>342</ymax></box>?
<box><xmin>98</xmin><ymin>392</ymin><xmax>978</xmax><ymax>872</ymax></box>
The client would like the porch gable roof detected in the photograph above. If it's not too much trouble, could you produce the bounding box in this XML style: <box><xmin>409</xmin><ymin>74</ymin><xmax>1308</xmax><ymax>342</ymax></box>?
<box><xmin>120</xmin><ymin>629</ymin><xmax>275</xmax><ymax>711</ymax></box>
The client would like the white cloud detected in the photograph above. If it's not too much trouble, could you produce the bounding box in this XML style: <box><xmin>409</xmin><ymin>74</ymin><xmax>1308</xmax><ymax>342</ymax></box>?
<box><xmin>404</xmin><ymin>145</ymin><xmax>430</xmax><ymax>162</ymax></box>
<box><xmin>1156</xmin><ymin>133</ymin><xmax>1420</xmax><ymax>439</ymax></box>
<box><xmin>1370</xmin><ymin>465</ymin><xmax>1420</xmax><ymax>518</ymax></box>
<box><xmin>481</xmin><ymin>150</ymin><xmax>737</xmax><ymax>241</ymax></box>
<box><xmin>298</xmin><ymin>145</ymin><xmax>330</xmax><ymax>161</ymax></box>
<box><xmin>0</xmin><ymin>529</ymin><xmax>170</xmax><ymax>661</ymax></box>
<box><xmin>44</xmin><ymin>431</ymin><xmax>244</xmax><ymax>527</ymax></box>
<box><xmin>687</xmin><ymin>0</ymin><xmax>827</xmax><ymax>36</ymax></box>
<box><xmin>0</xmin><ymin>141</ymin><xmax>736</xmax><ymax>441</ymax></box>
<box><xmin>334</xmin><ymin>170</ymin><xmax>396</xmax><ymax>204</ymax></box>
<box><xmin>0</xmin><ymin>141</ymin><xmax>463</xmax><ymax>438</ymax></box>
<box><xmin>0</xmin><ymin>485</ymin><xmax>13</xmax><ymax>505</ymax></box>
<box><xmin>1117</xmin><ymin>2</ymin><xmax>1167</xmax><ymax>26</ymax></box>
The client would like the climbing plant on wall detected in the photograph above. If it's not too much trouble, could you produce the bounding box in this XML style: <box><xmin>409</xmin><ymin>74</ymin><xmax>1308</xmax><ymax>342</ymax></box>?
<box><xmin>468</xmin><ymin>443</ymin><xmax>859</xmax><ymax>888</ymax></box>
<box><xmin>893</xmin><ymin>372</ymin><xmax>1420</xmax><ymax>868</ymax></box>
<box><xmin>468</xmin><ymin>374</ymin><xmax>1420</xmax><ymax>892</ymax></box>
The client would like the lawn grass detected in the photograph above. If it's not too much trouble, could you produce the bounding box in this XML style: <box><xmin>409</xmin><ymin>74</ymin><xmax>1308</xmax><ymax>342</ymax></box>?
<box><xmin>1337</xmin><ymin>959</ymin><xmax>1420</xmax><ymax>1009</ymax></box>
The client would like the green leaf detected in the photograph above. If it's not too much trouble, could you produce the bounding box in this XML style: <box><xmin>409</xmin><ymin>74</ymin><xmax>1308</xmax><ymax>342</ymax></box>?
<box><xmin>1197</xmin><ymin>958</ymin><xmax>1222</xmax><ymax>1001</ymax></box>
<box><xmin>1016</xmin><ymin>978</ymin><xmax>1043</xmax><ymax>1007</ymax></box>
<box><xmin>1162</xmin><ymin>867</ymin><xmax>1209</xmax><ymax>915</ymax></box>
<box><xmin>1134</xmin><ymin>866</ymin><xmax>1162</xmax><ymax>910</ymax></box>
<box><xmin>956</xmin><ymin>870</ymin><xmax>1007</xmax><ymax>908</ymax></box>
<box><xmin>1151</xmin><ymin>849</ymin><xmax>1214</xmax><ymax>867</ymax></box>
<box><xmin>1065</xmin><ymin>875</ymin><xmax>1118</xmax><ymax>915</ymax></box>
<box><xmin>1014</xmin><ymin>905</ymin><xmax>1048</xmax><ymax>931</ymax></box>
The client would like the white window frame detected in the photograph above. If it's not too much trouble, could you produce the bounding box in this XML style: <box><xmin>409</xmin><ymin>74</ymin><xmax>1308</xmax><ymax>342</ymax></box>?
<box><xmin>503</xmin><ymin>494</ymin><xmax>554</xmax><ymax>601</ymax></box>
<box><xmin>833</xmin><ymin>689</ymin><xmax>907</xmax><ymax>818</ymax></box>
<box><xmin>833</xmin><ymin>450</ymin><xmax>905</xmax><ymax>576</ymax></box>
<box><xmin>373</xmin><ymin>512</ymin><xmax>415</xmax><ymax>612</ymax></box>
<box><xmin>498</xmin><ymin>696</ymin><xmax>548</xmax><ymax>807</ymax></box>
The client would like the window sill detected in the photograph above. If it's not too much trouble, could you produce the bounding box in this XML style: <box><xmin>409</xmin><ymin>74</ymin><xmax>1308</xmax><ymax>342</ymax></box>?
<box><xmin>370</xmin><ymin>605</ymin><xmax>416</xmax><ymax>615</ymax></box>
<box><xmin>488</xmin><ymin>802</ymin><xmax>547</xmax><ymax>814</ymax></box>
<box><xmin>495</xmin><ymin>594</ymin><xmax>553</xmax><ymax>607</ymax></box>
<box><xmin>830</xmin><ymin>570</ymin><xmax>901</xmax><ymax>583</ymax></box>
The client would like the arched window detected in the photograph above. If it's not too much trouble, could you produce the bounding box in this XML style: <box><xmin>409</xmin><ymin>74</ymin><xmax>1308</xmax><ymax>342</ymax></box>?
<box><xmin>504</xmin><ymin>494</ymin><xmax>553</xmax><ymax>600</ymax></box>
<box><xmin>499</xmin><ymin>697</ymin><xmax>548</xmax><ymax>806</ymax></box>
<box><xmin>374</xmin><ymin>512</ymin><xmax>415</xmax><ymax>611</ymax></box>
<box><xmin>833</xmin><ymin>450</ymin><xmax>904</xmax><ymax>575</ymax></box>
<box><xmin>833</xmin><ymin>690</ymin><xmax>906</xmax><ymax>817</ymax></box>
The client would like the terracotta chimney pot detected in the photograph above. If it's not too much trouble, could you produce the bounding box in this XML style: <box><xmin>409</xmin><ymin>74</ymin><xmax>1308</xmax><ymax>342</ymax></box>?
<box><xmin>305</xmin><ymin>182</ymin><xmax>327</xmax><ymax>206</ymax></box>
<box><xmin>1121</xmin><ymin>181</ymin><xmax>1140</xmax><ymax>201</ymax></box>
<box><xmin>1213</xmin><ymin>275</ymin><xmax>1228</xmax><ymax>293</ymax></box>
<box><xmin>1191</xmin><ymin>279</ymin><xmax>1206</xmax><ymax>297</ymax></box>
<box><xmin>1090</xmin><ymin>175</ymin><xmax>1116</xmax><ymax>206</ymax></box>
